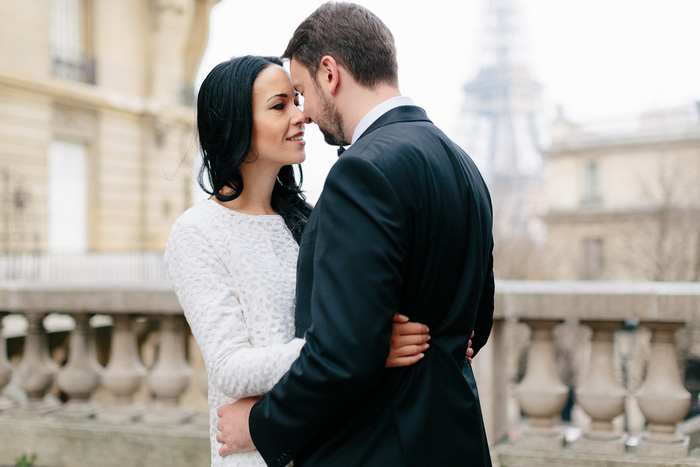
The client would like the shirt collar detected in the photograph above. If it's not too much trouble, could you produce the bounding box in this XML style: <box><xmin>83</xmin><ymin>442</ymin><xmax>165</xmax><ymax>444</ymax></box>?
<box><xmin>350</xmin><ymin>96</ymin><xmax>415</xmax><ymax>145</ymax></box>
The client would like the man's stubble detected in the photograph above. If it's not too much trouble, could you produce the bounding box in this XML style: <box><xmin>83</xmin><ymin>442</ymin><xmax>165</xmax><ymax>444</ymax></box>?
<box><xmin>314</xmin><ymin>88</ymin><xmax>349</xmax><ymax>147</ymax></box>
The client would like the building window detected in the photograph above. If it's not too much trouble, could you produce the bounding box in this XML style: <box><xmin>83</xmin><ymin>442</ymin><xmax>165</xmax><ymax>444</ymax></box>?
<box><xmin>48</xmin><ymin>140</ymin><xmax>89</xmax><ymax>253</ymax></box>
<box><xmin>582</xmin><ymin>161</ymin><xmax>601</xmax><ymax>204</ymax></box>
<box><xmin>582</xmin><ymin>237</ymin><xmax>604</xmax><ymax>280</ymax></box>
<box><xmin>50</xmin><ymin>0</ymin><xmax>96</xmax><ymax>84</ymax></box>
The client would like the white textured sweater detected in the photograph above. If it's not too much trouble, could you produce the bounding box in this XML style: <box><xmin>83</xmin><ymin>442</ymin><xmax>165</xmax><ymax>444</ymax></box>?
<box><xmin>164</xmin><ymin>199</ymin><xmax>304</xmax><ymax>466</ymax></box>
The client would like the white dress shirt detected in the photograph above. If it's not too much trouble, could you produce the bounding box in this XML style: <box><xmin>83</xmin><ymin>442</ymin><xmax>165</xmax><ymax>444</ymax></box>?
<box><xmin>350</xmin><ymin>96</ymin><xmax>415</xmax><ymax>144</ymax></box>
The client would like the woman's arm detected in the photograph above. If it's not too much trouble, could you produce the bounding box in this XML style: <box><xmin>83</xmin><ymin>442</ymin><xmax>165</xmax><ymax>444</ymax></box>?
<box><xmin>386</xmin><ymin>316</ymin><xmax>474</xmax><ymax>366</ymax></box>
<box><xmin>164</xmin><ymin>220</ymin><xmax>304</xmax><ymax>400</ymax></box>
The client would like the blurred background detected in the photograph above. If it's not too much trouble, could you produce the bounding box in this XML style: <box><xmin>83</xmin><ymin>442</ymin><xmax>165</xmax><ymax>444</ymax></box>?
<box><xmin>0</xmin><ymin>1</ymin><xmax>699</xmax><ymax>465</ymax></box>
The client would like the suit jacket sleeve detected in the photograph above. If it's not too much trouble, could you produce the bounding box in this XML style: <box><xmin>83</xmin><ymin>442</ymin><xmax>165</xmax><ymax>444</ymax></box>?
<box><xmin>471</xmin><ymin>236</ymin><xmax>494</xmax><ymax>356</ymax></box>
<box><xmin>248</xmin><ymin>155</ymin><xmax>406</xmax><ymax>465</ymax></box>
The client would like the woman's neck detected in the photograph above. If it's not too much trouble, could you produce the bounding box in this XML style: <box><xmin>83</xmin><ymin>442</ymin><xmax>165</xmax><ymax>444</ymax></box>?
<box><xmin>214</xmin><ymin>163</ymin><xmax>279</xmax><ymax>215</ymax></box>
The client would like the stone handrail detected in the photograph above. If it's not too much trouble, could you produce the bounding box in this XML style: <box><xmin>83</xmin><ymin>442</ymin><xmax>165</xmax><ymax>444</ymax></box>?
<box><xmin>0</xmin><ymin>283</ymin><xmax>179</xmax><ymax>314</ymax></box>
<box><xmin>494</xmin><ymin>280</ymin><xmax>700</xmax><ymax>322</ymax></box>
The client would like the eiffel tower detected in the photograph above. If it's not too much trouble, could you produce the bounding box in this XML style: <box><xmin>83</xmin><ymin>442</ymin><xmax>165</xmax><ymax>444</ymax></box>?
<box><xmin>456</xmin><ymin>0</ymin><xmax>547</xmax><ymax>278</ymax></box>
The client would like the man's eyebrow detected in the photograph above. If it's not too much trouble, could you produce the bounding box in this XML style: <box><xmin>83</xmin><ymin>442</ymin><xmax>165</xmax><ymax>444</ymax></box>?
<box><xmin>266</xmin><ymin>93</ymin><xmax>288</xmax><ymax>103</ymax></box>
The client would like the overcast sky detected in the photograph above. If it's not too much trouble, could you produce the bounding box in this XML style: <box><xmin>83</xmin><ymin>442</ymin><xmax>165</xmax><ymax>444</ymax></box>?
<box><xmin>196</xmin><ymin>0</ymin><xmax>700</xmax><ymax>202</ymax></box>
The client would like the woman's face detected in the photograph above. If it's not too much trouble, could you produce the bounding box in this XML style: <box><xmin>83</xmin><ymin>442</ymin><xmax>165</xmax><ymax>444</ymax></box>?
<box><xmin>249</xmin><ymin>64</ymin><xmax>308</xmax><ymax>168</ymax></box>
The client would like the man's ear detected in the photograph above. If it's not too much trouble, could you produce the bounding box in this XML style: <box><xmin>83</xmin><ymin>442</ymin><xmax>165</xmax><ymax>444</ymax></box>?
<box><xmin>318</xmin><ymin>55</ymin><xmax>340</xmax><ymax>95</ymax></box>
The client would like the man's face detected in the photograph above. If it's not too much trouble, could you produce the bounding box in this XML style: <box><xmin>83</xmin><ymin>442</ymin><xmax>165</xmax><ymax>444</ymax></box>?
<box><xmin>290</xmin><ymin>58</ymin><xmax>348</xmax><ymax>146</ymax></box>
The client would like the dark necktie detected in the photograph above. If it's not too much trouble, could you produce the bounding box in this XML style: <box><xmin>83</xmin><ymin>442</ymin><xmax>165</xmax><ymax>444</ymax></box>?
<box><xmin>337</xmin><ymin>146</ymin><xmax>346</xmax><ymax>157</ymax></box>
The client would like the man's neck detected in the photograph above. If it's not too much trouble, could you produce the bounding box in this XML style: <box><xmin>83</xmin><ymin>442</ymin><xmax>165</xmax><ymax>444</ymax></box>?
<box><xmin>340</xmin><ymin>83</ymin><xmax>401</xmax><ymax>142</ymax></box>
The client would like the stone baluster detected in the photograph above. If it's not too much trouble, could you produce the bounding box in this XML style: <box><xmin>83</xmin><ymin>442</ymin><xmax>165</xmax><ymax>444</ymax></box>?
<box><xmin>13</xmin><ymin>313</ymin><xmax>57</xmax><ymax>413</ymax></box>
<box><xmin>143</xmin><ymin>314</ymin><xmax>194</xmax><ymax>424</ymax></box>
<box><xmin>515</xmin><ymin>319</ymin><xmax>568</xmax><ymax>448</ymax></box>
<box><xmin>0</xmin><ymin>312</ymin><xmax>14</xmax><ymax>410</ymax></box>
<box><xmin>97</xmin><ymin>314</ymin><xmax>148</xmax><ymax>422</ymax></box>
<box><xmin>55</xmin><ymin>314</ymin><xmax>101</xmax><ymax>418</ymax></box>
<box><xmin>574</xmin><ymin>320</ymin><xmax>627</xmax><ymax>452</ymax></box>
<box><xmin>636</xmin><ymin>322</ymin><xmax>691</xmax><ymax>458</ymax></box>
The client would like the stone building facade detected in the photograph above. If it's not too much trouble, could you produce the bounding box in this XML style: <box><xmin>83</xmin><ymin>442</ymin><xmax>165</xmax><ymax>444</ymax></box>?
<box><xmin>544</xmin><ymin>104</ymin><xmax>700</xmax><ymax>281</ymax></box>
<box><xmin>0</xmin><ymin>0</ymin><xmax>218</xmax><ymax>254</ymax></box>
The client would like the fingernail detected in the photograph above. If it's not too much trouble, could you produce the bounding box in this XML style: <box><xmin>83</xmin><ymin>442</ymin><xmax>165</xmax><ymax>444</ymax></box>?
<box><xmin>424</xmin><ymin>343</ymin><xmax>430</xmax><ymax>350</ymax></box>
<box><xmin>398</xmin><ymin>314</ymin><xmax>409</xmax><ymax>321</ymax></box>
<box><xmin>419</xmin><ymin>353</ymin><xmax>425</xmax><ymax>359</ymax></box>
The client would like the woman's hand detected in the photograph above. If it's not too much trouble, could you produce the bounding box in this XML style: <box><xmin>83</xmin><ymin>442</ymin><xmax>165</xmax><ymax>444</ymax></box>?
<box><xmin>386</xmin><ymin>314</ymin><xmax>430</xmax><ymax>368</ymax></box>
<box><xmin>467</xmin><ymin>331</ymin><xmax>475</xmax><ymax>364</ymax></box>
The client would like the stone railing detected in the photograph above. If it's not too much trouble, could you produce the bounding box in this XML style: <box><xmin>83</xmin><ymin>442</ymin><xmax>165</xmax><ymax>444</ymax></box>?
<box><xmin>476</xmin><ymin>280</ymin><xmax>700</xmax><ymax>466</ymax></box>
<box><xmin>0</xmin><ymin>252</ymin><xmax>169</xmax><ymax>284</ymax></box>
<box><xmin>0</xmin><ymin>283</ymin><xmax>209</xmax><ymax>466</ymax></box>
<box><xmin>1</xmin><ymin>281</ymin><xmax>699</xmax><ymax>466</ymax></box>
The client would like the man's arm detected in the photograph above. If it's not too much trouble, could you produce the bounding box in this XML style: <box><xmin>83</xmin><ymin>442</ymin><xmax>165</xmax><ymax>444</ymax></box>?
<box><xmin>248</xmin><ymin>156</ymin><xmax>407</xmax><ymax>465</ymax></box>
<box><xmin>471</xmin><ymin>237</ymin><xmax>494</xmax><ymax>356</ymax></box>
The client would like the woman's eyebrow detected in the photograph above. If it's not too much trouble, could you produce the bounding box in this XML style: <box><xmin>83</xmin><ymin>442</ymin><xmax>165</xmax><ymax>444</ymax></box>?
<box><xmin>266</xmin><ymin>93</ymin><xmax>289</xmax><ymax>103</ymax></box>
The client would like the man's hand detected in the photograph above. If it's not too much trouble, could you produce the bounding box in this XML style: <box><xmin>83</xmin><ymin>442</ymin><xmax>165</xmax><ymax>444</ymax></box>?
<box><xmin>216</xmin><ymin>396</ymin><xmax>261</xmax><ymax>457</ymax></box>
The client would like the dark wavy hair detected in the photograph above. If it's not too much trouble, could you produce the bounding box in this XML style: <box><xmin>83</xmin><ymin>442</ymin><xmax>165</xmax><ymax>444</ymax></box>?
<box><xmin>196</xmin><ymin>55</ymin><xmax>312</xmax><ymax>243</ymax></box>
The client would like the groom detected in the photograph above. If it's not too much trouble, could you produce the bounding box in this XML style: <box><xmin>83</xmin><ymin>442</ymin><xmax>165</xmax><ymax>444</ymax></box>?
<box><xmin>217</xmin><ymin>3</ymin><xmax>494</xmax><ymax>465</ymax></box>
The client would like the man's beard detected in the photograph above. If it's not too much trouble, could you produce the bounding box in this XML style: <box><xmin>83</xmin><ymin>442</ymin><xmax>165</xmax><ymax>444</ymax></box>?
<box><xmin>317</xmin><ymin>94</ymin><xmax>349</xmax><ymax>146</ymax></box>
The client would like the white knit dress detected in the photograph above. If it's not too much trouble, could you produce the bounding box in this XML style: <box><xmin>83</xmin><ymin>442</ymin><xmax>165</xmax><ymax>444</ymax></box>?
<box><xmin>164</xmin><ymin>199</ymin><xmax>305</xmax><ymax>466</ymax></box>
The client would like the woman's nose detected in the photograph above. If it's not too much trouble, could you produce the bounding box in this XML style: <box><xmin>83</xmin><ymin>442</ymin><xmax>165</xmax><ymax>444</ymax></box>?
<box><xmin>292</xmin><ymin>107</ymin><xmax>312</xmax><ymax>125</ymax></box>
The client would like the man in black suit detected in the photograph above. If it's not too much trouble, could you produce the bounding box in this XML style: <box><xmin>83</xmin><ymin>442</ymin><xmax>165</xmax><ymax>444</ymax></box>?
<box><xmin>217</xmin><ymin>3</ymin><xmax>494</xmax><ymax>465</ymax></box>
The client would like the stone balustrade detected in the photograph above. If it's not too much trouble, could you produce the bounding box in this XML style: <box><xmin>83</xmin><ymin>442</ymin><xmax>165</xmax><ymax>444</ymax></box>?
<box><xmin>480</xmin><ymin>280</ymin><xmax>700</xmax><ymax>466</ymax></box>
<box><xmin>1</xmin><ymin>281</ymin><xmax>699</xmax><ymax>466</ymax></box>
<box><xmin>0</xmin><ymin>284</ymin><xmax>209</xmax><ymax>466</ymax></box>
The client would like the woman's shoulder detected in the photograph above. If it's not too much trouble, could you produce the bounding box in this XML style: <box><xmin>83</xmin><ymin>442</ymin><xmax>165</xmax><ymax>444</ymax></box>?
<box><xmin>171</xmin><ymin>198</ymin><xmax>243</xmax><ymax>232</ymax></box>
<box><xmin>165</xmin><ymin>200</ymin><xmax>236</xmax><ymax>266</ymax></box>
<box><xmin>166</xmin><ymin>200</ymin><xmax>205</xmax><ymax>240</ymax></box>
<box><xmin>167</xmin><ymin>199</ymin><xmax>242</xmax><ymax>248</ymax></box>
<box><xmin>171</xmin><ymin>198</ymin><xmax>209</xmax><ymax>225</ymax></box>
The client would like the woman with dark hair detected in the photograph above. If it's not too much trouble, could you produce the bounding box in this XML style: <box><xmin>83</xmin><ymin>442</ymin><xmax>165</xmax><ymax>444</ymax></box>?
<box><xmin>164</xmin><ymin>55</ymin><xmax>431</xmax><ymax>466</ymax></box>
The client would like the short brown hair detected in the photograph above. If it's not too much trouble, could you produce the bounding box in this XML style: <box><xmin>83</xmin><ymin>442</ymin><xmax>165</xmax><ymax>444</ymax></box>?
<box><xmin>282</xmin><ymin>2</ymin><xmax>399</xmax><ymax>89</ymax></box>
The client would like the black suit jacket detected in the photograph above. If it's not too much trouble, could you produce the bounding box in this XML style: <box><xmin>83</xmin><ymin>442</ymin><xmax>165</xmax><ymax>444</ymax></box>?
<box><xmin>249</xmin><ymin>106</ymin><xmax>494</xmax><ymax>466</ymax></box>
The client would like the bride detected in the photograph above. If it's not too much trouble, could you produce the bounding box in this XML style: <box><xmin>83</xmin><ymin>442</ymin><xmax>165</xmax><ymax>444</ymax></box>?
<box><xmin>164</xmin><ymin>55</ymin><xmax>432</xmax><ymax>466</ymax></box>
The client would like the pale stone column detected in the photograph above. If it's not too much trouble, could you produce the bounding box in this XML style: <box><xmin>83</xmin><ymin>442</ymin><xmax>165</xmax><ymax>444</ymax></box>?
<box><xmin>13</xmin><ymin>313</ymin><xmax>57</xmax><ymax>413</ymax></box>
<box><xmin>143</xmin><ymin>314</ymin><xmax>194</xmax><ymax>424</ymax></box>
<box><xmin>515</xmin><ymin>319</ymin><xmax>568</xmax><ymax>448</ymax></box>
<box><xmin>636</xmin><ymin>322</ymin><xmax>691</xmax><ymax>458</ymax></box>
<box><xmin>0</xmin><ymin>313</ymin><xmax>14</xmax><ymax>410</ymax></box>
<box><xmin>97</xmin><ymin>314</ymin><xmax>148</xmax><ymax>422</ymax></box>
<box><xmin>472</xmin><ymin>318</ymin><xmax>508</xmax><ymax>445</ymax></box>
<box><xmin>148</xmin><ymin>0</ymin><xmax>195</xmax><ymax>103</ymax></box>
<box><xmin>55</xmin><ymin>314</ymin><xmax>101</xmax><ymax>418</ymax></box>
<box><xmin>574</xmin><ymin>320</ymin><xmax>627</xmax><ymax>452</ymax></box>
